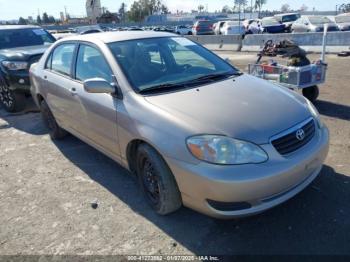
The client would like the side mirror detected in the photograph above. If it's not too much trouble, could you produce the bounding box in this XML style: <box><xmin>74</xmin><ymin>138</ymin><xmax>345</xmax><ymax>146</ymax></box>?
<box><xmin>305</xmin><ymin>22</ymin><xmax>309</xmax><ymax>26</ymax></box>
<box><xmin>83</xmin><ymin>78</ymin><xmax>115</xmax><ymax>94</ymax></box>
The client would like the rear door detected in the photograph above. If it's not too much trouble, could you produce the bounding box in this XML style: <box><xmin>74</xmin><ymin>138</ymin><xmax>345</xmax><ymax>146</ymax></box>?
<box><xmin>43</xmin><ymin>42</ymin><xmax>78</xmax><ymax>130</ymax></box>
<box><xmin>70</xmin><ymin>43</ymin><xmax>120</xmax><ymax>156</ymax></box>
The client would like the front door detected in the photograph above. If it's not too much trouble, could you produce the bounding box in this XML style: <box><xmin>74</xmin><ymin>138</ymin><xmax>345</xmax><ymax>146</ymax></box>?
<box><xmin>70</xmin><ymin>43</ymin><xmax>120</xmax><ymax>157</ymax></box>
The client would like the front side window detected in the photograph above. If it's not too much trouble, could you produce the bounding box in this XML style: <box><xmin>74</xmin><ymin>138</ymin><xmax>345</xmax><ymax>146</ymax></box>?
<box><xmin>0</xmin><ymin>28</ymin><xmax>55</xmax><ymax>50</ymax></box>
<box><xmin>75</xmin><ymin>45</ymin><xmax>113</xmax><ymax>83</ymax></box>
<box><xmin>50</xmin><ymin>44</ymin><xmax>75</xmax><ymax>76</ymax></box>
<box><xmin>108</xmin><ymin>37</ymin><xmax>239</xmax><ymax>93</ymax></box>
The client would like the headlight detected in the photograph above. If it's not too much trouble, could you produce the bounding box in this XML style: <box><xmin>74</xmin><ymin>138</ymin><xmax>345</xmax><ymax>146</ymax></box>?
<box><xmin>2</xmin><ymin>61</ymin><xmax>28</xmax><ymax>70</ymax></box>
<box><xmin>187</xmin><ymin>135</ymin><xmax>268</xmax><ymax>165</ymax></box>
<box><xmin>306</xmin><ymin>99</ymin><xmax>323</xmax><ymax>128</ymax></box>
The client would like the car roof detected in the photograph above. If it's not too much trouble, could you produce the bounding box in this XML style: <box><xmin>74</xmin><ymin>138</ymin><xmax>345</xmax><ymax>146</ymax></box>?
<box><xmin>0</xmin><ymin>25</ymin><xmax>41</xmax><ymax>30</ymax></box>
<box><xmin>59</xmin><ymin>31</ymin><xmax>177</xmax><ymax>44</ymax></box>
<box><xmin>275</xmin><ymin>13</ymin><xmax>299</xmax><ymax>17</ymax></box>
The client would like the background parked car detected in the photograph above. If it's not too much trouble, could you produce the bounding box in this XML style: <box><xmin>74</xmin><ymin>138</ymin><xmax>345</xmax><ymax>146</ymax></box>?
<box><xmin>175</xmin><ymin>25</ymin><xmax>192</xmax><ymax>35</ymax></box>
<box><xmin>246</xmin><ymin>21</ymin><xmax>263</xmax><ymax>34</ymax></box>
<box><xmin>214</xmin><ymin>20</ymin><xmax>228</xmax><ymax>35</ymax></box>
<box><xmin>261</xmin><ymin>17</ymin><xmax>286</xmax><ymax>33</ymax></box>
<box><xmin>75</xmin><ymin>25</ymin><xmax>103</xmax><ymax>35</ymax></box>
<box><xmin>220</xmin><ymin>21</ymin><xmax>245</xmax><ymax>35</ymax></box>
<box><xmin>243</xmin><ymin>19</ymin><xmax>260</xmax><ymax>31</ymax></box>
<box><xmin>274</xmin><ymin>12</ymin><xmax>301</xmax><ymax>32</ymax></box>
<box><xmin>0</xmin><ymin>25</ymin><xmax>55</xmax><ymax>112</ymax></box>
<box><xmin>334</xmin><ymin>13</ymin><xmax>350</xmax><ymax>31</ymax></box>
<box><xmin>192</xmin><ymin>20</ymin><xmax>214</xmax><ymax>35</ymax></box>
<box><xmin>291</xmin><ymin>16</ymin><xmax>339</xmax><ymax>33</ymax></box>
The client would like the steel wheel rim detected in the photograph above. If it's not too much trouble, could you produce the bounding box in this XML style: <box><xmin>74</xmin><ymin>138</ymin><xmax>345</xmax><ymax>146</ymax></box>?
<box><xmin>142</xmin><ymin>159</ymin><xmax>161</xmax><ymax>205</ymax></box>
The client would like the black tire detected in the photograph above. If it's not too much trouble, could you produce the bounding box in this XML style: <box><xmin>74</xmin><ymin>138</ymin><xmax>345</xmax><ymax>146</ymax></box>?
<box><xmin>136</xmin><ymin>143</ymin><xmax>182</xmax><ymax>215</ymax></box>
<box><xmin>188</xmin><ymin>31</ymin><xmax>193</xmax><ymax>35</ymax></box>
<box><xmin>40</xmin><ymin>99</ymin><xmax>67</xmax><ymax>140</ymax></box>
<box><xmin>0</xmin><ymin>80</ymin><xmax>26</xmax><ymax>113</ymax></box>
<box><xmin>302</xmin><ymin>86</ymin><xmax>319</xmax><ymax>103</ymax></box>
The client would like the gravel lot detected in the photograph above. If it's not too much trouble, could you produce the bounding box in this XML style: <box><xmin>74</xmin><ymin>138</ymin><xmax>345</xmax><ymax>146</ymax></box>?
<box><xmin>0</xmin><ymin>52</ymin><xmax>349</xmax><ymax>256</ymax></box>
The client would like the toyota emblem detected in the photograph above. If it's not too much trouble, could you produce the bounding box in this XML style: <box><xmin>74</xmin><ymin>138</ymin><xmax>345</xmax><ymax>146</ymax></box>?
<box><xmin>296</xmin><ymin>129</ymin><xmax>305</xmax><ymax>141</ymax></box>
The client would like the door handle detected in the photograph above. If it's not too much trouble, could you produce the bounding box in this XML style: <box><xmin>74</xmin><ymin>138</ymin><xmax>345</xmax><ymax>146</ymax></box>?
<box><xmin>44</xmin><ymin>75</ymin><xmax>47</xmax><ymax>79</ymax></box>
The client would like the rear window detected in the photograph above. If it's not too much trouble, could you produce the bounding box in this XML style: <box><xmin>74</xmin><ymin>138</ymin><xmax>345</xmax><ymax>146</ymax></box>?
<box><xmin>262</xmin><ymin>18</ymin><xmax>279</xmax><ymax>26</ymax></box>
<box><xmin>335</xmin><ymin>15</ymin><xmax>350</xmax><ymax>23</ymax></box>
<box><xmin>309</xmin><ymin>16</ymin><xmax>332</xmax><ymax>24</ymax></box>
<box><xmin>197</xmin><ymin>21</ymin><xmax>213</xmax><ymax>26</ymax></box>
<box><xmin>281</xmin><ymin>14</ymin><xmax>299</xmax><ymax>23</ymax></box>
<box><xmin>0</xmin><ymin>28</ymin><xmax>55</xmax><ymax>50</ymax></box>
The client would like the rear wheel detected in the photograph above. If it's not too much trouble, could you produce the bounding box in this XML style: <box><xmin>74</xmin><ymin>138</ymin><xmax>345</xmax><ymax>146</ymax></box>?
<box><xmin>40</xmin><ymin>99</ymin><xmax>67</xmax><ymax>140</ymax></box>
<box><xmin>302</xmin><ymin>86</ymin><xmax>319</xmax><ymax>103</ymax></box>
<box><xmin>0</xmin><ymin>81</ymin><xmax>26</xmax><ymax>113</ymax></box>
<box><xmin>136</xmin><ymin>143</ymin><xmax>182</xmax><ymax>215</ymax></box>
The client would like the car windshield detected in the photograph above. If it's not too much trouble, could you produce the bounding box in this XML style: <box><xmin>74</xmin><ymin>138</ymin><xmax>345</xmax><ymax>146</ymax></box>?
<box><xmin>309</xmin><ymin>16</ymin><xmax>332</xmax><ymax>24</ymax></box>
<box><xmin>281</xmin><ymin>14</ymin><xmax>299</xmax><ymax>22</ymax></box>
<box><xmin>262</xmin><ymin>18</ymin><xmax>279</xmax><ymax>26</ymax></box>
<box><xmin>0</xmin><ymin>28</ymin><xmax>55</xmax><ymax>49</ymax></box>
<box><xmin>108</xmin><ymin>37</ymin><xmax>239</xmax><ymax>93</ymax></box>
<box><xmin>335</xmin><ymin>15</ymin><xmax>350</xmax><ymax>23</ymax></box>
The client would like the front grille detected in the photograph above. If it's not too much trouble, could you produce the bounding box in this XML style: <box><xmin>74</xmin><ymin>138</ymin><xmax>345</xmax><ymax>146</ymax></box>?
<box><xmin>271</xmin><ymin>119</ymin><xmax>316</xmax><ymax>156</ymax></box>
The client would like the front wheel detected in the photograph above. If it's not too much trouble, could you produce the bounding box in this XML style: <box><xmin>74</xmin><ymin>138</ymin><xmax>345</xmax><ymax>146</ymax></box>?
<box><xmin>136</xmin><ymin>143</ymin><xmax>182</xmax><ymax>215</ymax></box>
<box><xmin>40</xmin><ymin>99</ymin><xmax>67</xmax><ymax>140</ymax></box>
<box><xmin>0</xmin><ymin>81</ymin><xmax>26</xmax><ymax>113</ymax></box>
<box><xmin>302</xmin><ymin>86</ymin><xmax>319</xmax><ymax>103</ymax></box>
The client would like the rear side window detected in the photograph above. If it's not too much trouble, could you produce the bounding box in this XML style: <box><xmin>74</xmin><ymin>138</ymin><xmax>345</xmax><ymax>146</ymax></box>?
<box><xmin>50</xmin><ymin>44</ymin><xmax>75</xmax><ymax>76</ymax></box>
<box><xmin>75</xmin><ymin>45</ymin><xmax>113</xmax><ymax>83</ymax></box>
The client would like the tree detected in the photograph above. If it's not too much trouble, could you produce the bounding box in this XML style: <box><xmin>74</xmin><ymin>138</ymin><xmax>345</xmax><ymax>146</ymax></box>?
<box><xmin>300</xmin><ymin>4</ymin><xmax>308</xmax><ymax>12</ymax></box>
<box><xmin>198</xmin><ymin>5</ymin><xmax>205</xmax><ymax>13</ymax></box>
<box><xmin>281</xmin><ymin>4</ymin><xmax>291</xmax><ymax>12</ymax></box>
<box><xmin>118</xmin><ymin>2</ymin><xmax>127</xmax><ymax>22</ymax></box>
<box><xmin>339</xmin><ymin>3</ymin><xmax>350</xmax><ymax>13</ymax></box>
<box><xmin>255</xmin><ymin>0</ymin><xmax>267</xmax><ymax>18</ymax></box>
<box><xmin>18</xmin><ymin>17</ymin><xmax>27</xmax><ymax>25</ymax></box>
<box><xmin>36</xmin><ymin>15</ymin><xmax>42</xmax><ymax>24</ymax></box>
<box><xmin>48</xmin><ymin>15</ymin><xmax>56</xmax><ymax>24</ymax></box>
<box><xmin>222</xmin><ymin>5</ymin><xmax>232</xmax><ymax>13</ymax></box>
<box><xmin>128</xmin><ymin>0</ymin><xmax>169</xmax><ymax>22</ymax></box>
<box><xmin>42</xmin><ymin>12</ymin><xmax>49</xmax><ymax>24</ymax></box>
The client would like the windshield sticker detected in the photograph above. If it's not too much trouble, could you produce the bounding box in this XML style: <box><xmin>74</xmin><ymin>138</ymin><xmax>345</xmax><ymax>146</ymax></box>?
<box><xmin>32</xmin><ymin>29</ymin><xmax>46</xmax><ymax>36</ymax></box>
<box><xmin>172</xmin><ymin>37</ymin><xmax>196</xmax><ymax>46</ymax></box>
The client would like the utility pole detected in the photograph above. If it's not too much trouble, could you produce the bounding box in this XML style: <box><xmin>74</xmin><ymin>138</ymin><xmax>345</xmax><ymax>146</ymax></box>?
<box><xmin>250</xmin><ymin>0</ymin><xmax>253</xmax><ymax>19</ymax></box>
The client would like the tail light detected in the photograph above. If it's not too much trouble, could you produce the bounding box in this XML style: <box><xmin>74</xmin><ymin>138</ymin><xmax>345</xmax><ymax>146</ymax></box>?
<box><xmin>195</xmin><ymin>26</ymin><xmax>200</xmax><ymax>31</ymax></box>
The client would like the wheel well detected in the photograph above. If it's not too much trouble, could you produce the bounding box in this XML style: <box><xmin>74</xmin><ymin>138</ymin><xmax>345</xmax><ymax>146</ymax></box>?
<box><xmin>126</xmin><ymin>139</ymin><xmax>146</xmax><ymax>174</ymax></box>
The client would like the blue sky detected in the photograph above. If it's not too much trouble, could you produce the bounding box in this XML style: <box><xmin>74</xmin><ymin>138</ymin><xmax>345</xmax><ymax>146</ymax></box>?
<box><xmin>0</xmin><ymin>0</ymin><xmax>343</xmax><ymax>20</ymax></box>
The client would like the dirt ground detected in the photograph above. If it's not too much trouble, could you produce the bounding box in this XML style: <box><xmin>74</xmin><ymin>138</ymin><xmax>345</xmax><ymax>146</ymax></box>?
<box><xmin>0</xmin><ymin>52</ymin><xmax>349</xmax><ymax>256</ymax></box>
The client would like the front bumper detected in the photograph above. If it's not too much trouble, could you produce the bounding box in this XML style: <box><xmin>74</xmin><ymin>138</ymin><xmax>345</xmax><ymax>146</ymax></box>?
<box><xmin>165</xmin><ymin>125</ymin><xmax>329</xmax><ymax>219</ymax></box>
<box><xmin>0</xmin><ymin>70</ymin><xmax>31</xmax><ymax>93</ymax></box>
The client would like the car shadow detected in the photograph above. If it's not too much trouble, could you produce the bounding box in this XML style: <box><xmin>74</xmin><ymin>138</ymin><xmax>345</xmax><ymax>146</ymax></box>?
<box><xmin>53</xmin><ymin>135</ymin><xmax>350</xmax><ymax>255</ymax></box>
<box><xmin>0</xmin><ymin>97</ymin><xmax>45</xmax><ymax>135</ymax></box>
<box><xmin>315</xmin><ymin>100</ymin><xmax>350</xmax><ymax>121</ymax></box>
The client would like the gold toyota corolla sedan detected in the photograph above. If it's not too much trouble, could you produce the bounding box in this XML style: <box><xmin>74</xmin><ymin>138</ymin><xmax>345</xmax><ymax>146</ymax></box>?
<box><xmin>30</xmin><ymin>32</ymin><xmax>329</xmax><ymax>219</ymax></box>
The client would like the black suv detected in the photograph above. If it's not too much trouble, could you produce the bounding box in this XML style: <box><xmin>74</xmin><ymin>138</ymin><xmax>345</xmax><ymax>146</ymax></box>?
<box><xmin>0</xmin><ymin>25</ymin><xmax>55</xmax><ymax>112</ymax></box>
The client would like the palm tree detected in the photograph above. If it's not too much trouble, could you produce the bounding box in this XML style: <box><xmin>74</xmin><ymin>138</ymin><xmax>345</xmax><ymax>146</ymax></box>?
<box><xmin>255</xmin><ymin>0</ymin><xmax>267</xmax><ymax>18</ymax></box>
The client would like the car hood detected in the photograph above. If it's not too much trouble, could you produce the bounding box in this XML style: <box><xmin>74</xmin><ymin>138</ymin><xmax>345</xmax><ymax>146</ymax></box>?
<box><xmin>0</xmin><ymin>45</ymin><xmax>50</xmax><ymax>60</ymax></box>
<box><xmin>144</xmin><ymin>74</ymin><xmax>311</xmax><ymax>144</ymax></box>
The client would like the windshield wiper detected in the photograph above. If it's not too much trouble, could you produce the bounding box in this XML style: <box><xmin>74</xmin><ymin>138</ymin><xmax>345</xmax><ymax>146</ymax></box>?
<box><xmin>139</xmin><ymin>82</ymin><xmax>187</xmax><ymax>94</ymax></box>
<box><xmin>138</xmin><ymin>72</ymin><xmax>243</xmax><ymax>94</ymax></box>
<box><xmin>189</xmin><ymin>72</ymin><xmax>243</xmax><ymax>83</ymax></box>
